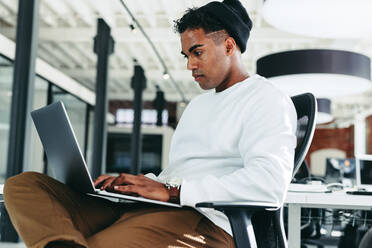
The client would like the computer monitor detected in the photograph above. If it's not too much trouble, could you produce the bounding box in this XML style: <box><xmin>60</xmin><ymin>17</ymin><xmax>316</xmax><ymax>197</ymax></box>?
<box><xmin>356</xmin><ymin>154</ymin><xmax>372</xmax><ymax>187</ymax></box>
<box><xmin>325</xmin><ymin>158</ymin><xmax>356</xmax><ymax>184</ymax></box>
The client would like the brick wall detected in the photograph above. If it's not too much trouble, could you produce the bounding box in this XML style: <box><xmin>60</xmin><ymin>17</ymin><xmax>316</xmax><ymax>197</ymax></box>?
<box><xmin>306</xmin><ymin>115</ymin><xmax>372</xmax><ymax>167</ymax></box>
<box><xmin>306</xmin><ymin>126</ymin><xmax>354</xmax><ymax>168</ymax></box>
<box><xmin>367</xmin><ymin>115</ymin><xmax>372</xmax><ymax>154</ymax></box>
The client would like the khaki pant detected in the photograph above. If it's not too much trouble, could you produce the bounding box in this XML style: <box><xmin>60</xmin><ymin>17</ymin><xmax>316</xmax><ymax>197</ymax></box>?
<box><xmin>4</xmin><ymin>172</ymin><xmax>234</xmax><ymax>248</ymax></box>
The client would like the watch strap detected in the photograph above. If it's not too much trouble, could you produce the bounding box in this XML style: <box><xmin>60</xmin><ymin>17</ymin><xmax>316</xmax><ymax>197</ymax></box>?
<box><xmin>165</xmin><ymin>184</ymin><xmax>181</xmax><ymax>204</ymax></box>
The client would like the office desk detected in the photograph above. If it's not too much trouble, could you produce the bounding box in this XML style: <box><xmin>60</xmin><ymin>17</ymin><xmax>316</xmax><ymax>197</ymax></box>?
<box><xmin>285</xmin><ymin>191</ymin><xmax>372</xmax><ymax>248</ymax></box>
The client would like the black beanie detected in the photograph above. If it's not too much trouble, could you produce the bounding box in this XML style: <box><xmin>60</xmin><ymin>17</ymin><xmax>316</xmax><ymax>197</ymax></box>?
<box><xmin>200</xmin><ymin>0</ymin><xmax>252</xmax><ymax>53</ymax></box>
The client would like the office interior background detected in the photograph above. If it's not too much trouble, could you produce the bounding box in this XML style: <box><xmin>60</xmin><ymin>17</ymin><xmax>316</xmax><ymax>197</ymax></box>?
<box><xmin>0</xmin><ymin>0</ymin><xmax>372</xmax><ymax>247</ymax></box>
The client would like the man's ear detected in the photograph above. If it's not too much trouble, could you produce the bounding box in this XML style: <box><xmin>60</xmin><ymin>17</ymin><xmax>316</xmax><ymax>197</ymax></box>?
<box><xmin>225</xmin><ymin>37</ymin><xmax>236</xmax><ymax>56</ymax></box>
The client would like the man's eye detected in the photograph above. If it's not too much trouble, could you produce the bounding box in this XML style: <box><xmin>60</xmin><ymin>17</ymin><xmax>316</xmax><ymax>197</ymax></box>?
<box><xmin>194</xmin><ymin>51</ymin><xmax>202</xmax><ymax>56</ymax></box>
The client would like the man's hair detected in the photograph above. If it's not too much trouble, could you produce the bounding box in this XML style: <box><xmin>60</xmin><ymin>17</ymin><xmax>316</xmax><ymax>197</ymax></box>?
<box><xmin>174</xmin><ymin>7</ymin><xmax>225</xmax><ymax>35</ymax></box>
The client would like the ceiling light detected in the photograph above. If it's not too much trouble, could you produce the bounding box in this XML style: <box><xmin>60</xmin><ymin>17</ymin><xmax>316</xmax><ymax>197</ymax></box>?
<box><xmin>256</xmin><ymin>49</ymin><xmax>371</xmax><ymax>98</ymax></box>
<box><xmin>163</xmin><ymin>72</ymin><xmax>170</xmax><ymax>80</ymax></box>
<box><xmin>129</xmin><ymin>23</ymin><xmax>136</xmax><ymax>33</ymax></box>
<box><xmin>262</xmin><ymin>0</ymin><xmax>372</xmax><ymax>39</ymax></box>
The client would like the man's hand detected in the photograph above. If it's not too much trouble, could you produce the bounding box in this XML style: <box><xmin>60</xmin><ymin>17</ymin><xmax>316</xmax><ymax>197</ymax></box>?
<box><xmin>94</xmin><ymin>173</ymin><xmax>170</xmax><ymax>202</ymax></box>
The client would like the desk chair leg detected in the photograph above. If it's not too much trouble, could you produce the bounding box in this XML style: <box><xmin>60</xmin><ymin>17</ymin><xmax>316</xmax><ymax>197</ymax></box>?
<box><xmin>274</xmin><ymin>208</ymin><xmax>288</xmax><ymax>248</ymax></box>
<box><xmin>224</xmin><ymin>209</ymin><xmax>257</xmax><ymax>248</ymax></box>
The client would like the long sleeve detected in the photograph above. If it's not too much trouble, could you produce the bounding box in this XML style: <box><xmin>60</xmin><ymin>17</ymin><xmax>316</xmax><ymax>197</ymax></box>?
<box><xmin>157</xmin><ymin>75</ymin><xmax>297</xmax><ymax>235</ymax></box>
<box><xmin>180</xmin><ymin>90</ymin><xmax>297</xmax><ymax>207</ymax></box>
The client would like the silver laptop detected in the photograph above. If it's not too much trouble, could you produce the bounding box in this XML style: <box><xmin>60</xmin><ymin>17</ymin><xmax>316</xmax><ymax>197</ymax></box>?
<box><xmin>355</xmin><ymin>154</ymin><xmax>372</xmax><ymax>190</ymax></box>
<box><xmin>31</xmin><ymin>101</ymin><xmax>180</xmax><ymax>208</ymax></box>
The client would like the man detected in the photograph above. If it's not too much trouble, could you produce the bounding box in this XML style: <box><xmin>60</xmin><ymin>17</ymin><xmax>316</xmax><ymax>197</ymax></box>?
<box><xmin>3</xmin><ymin>0</ymin><xmax>297</xmax><ymax>247</ymax></box>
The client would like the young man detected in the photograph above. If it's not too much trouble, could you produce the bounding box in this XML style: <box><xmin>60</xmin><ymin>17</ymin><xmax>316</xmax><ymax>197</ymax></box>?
<box><xmin>4</xmin><ymin>0</ymin><xmax>297</xmax><ymax>247</ymax></box>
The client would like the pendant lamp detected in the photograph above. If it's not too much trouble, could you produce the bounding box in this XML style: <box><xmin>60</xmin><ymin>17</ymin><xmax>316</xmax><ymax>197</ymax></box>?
<box><xmin>256</xmin><ymin>49</ymin><xmax>371</xmax><ymax>98</ymax></box>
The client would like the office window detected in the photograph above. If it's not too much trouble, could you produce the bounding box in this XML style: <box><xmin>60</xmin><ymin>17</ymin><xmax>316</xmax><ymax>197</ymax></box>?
<box><xmin>0</xmin><ymin>56</ymin><xmax>13</xmax><ymax>183</ymax></box>
<box><xmin>116</xmin><ymin>109</ymin><xmax>168</xmax><ymax>125</ymax></box>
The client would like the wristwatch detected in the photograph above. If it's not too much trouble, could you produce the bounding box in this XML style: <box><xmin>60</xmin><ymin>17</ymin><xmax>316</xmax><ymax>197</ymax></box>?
<box><xmin>165</xmin><ymin>177</ymin><xmax>182</xmax><ymax>204</ymax></box>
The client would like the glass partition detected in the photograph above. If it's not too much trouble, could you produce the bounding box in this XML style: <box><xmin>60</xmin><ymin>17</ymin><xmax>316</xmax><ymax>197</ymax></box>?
<box><xmin>0</xmin><ymin>56</ymin><xmax>13</xmax><ymax>183</ymax></box>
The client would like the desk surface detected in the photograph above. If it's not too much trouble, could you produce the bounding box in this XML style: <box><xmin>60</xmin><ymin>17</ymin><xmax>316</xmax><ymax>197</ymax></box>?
<box><xmin>285</xmin><ymin>190</ymin><xmax>372</xmax><ymax>210</ymax></box>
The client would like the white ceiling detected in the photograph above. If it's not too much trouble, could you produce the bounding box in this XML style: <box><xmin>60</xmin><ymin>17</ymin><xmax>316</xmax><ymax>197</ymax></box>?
<box><xmin>0</xmin><ymin>0</ymin><xmax>372</xmax><ymax>125</ymax></box>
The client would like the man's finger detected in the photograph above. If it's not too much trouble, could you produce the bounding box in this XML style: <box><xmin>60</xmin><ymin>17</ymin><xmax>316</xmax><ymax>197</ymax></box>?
<box><xmin>113</xmin><ymin>185</ymin><xmax>140</xmax><ymax>195</ymax></box>
<box><xmin>113</xmin><ymin>173</ymin><xmax>140</xmax><ymax>186</ymax></box>
<box><xmin>101</xmin><ymin>177</ymin><xmax>116</xmax><ymax>190</ymax></box>
<box><xmin>94</xmin><ymin>175</ymin><xmax>111</xmax><ymax>187</ymax></box>
<box><xmin>110</xmin><ymin>176</ymin><xmax>130</xmax><ymax>187</ymax></box>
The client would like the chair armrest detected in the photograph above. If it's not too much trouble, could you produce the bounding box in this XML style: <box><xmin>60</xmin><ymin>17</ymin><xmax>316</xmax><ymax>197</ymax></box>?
<box><xmin>196</xmin><ymin>201</ymin><xmax>279</xmax><ymax>211</ymax></box>
<box><xmin>196</xmin><ymin>201</ymin><xmax>281</xmax><ymax>248</ymax></box>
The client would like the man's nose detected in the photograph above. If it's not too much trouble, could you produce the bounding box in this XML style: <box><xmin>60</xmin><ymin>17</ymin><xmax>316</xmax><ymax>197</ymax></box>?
<box><xmin>187</xmin><ymin>58</ymin><xmax>197</xmax><ymax>71</ymax></box>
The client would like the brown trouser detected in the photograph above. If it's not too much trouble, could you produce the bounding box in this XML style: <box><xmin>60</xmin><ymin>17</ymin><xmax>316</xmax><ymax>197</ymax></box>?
<box><xmin>3</xmin><ymin>172</ymin><xmax>234</xmax><ymax>248</ymax></box>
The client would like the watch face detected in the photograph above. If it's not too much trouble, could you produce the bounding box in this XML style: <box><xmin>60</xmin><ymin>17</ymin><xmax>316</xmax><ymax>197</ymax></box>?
<box><xmin>166</xmin><ymin>182</ymin><xmax>180</xmax><ymax>189</ymax></box>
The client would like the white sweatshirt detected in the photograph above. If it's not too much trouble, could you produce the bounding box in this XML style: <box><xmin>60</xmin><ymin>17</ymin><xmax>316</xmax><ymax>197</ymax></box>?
<box><xmin>153</xmin><ymin>74</ymin><xmax>297</xmax><ymax>235</ymax></box>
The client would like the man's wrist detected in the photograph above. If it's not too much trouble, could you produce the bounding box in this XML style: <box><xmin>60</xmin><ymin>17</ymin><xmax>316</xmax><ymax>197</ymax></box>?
<box><xmin>164</xmin><ymin>177</ymin><xmax>182</xmax><ymax>204</ymax></box>
<box><xmin>165</xmin><ymin>185</ymin><xmax>181</xmax><ymax>204</ymax></box>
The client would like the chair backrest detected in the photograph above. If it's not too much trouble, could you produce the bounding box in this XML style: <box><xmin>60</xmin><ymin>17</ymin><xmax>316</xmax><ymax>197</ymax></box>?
<box><xmin>291</xmin><ymin>93</ymin><xmax>317</xmax><ymax>178</ymax></box>
<box><xmin>268</xmin><ymin>93</ymin><xmax>317</xmax><ymax>248</ymax></box>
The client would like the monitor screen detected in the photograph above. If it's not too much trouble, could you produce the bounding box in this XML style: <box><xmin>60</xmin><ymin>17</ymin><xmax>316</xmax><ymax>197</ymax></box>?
<box><xmin>360</xmin><ymin>159</ymin><xmax>372</xmax><ymax>185</ymax></box>
<box><xmin>325</xmin><ymin>158</ymin><xmax>356</xmax><ymax>183</ymax></box>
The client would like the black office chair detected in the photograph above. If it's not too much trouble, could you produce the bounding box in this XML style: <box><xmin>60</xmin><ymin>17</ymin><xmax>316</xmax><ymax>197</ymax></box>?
<box><xmin>196</xmin><ymin>93</ymin><xmax>317</xmax><ymax>248</ymax></box>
